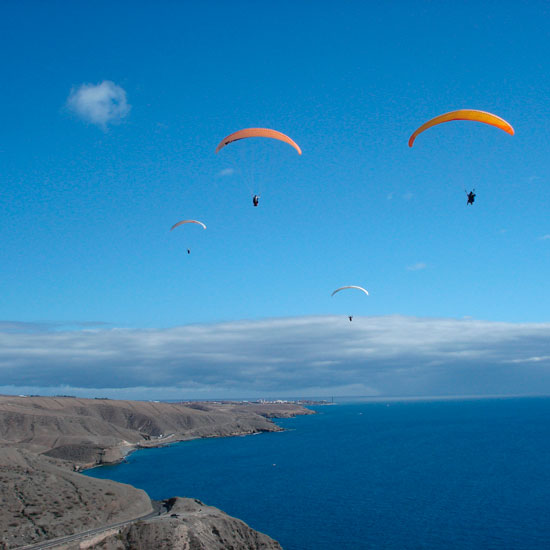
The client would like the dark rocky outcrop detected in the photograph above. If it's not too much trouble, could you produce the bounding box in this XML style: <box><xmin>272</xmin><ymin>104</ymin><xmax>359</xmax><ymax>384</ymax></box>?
<box><xmin>66</xmin><ymin>498</ymin><xmax>282</xmax><ymax>550</ymax></box>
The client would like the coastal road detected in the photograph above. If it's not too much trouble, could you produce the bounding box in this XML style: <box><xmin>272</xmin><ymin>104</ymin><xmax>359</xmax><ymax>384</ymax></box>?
<box><xmin>13</xmin><ymin>509</ymin><xmax>162</xmax><ymax>550</ymax></box>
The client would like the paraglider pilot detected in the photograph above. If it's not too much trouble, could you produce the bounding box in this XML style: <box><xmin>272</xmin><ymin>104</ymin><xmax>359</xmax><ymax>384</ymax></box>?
<box><xmin>466</xmin><ymin>189</ymin><xmax>476</xmax><ymax>205</ymax></box>
<box><xmin>348</xmin><ymin>315</ymin><xmax>353</xmax><ymax>322</ymax></box>
<box><xmin>253</xmin><ymin>194</ymin><xmax>260</xmax><ymax>207</ymax></box>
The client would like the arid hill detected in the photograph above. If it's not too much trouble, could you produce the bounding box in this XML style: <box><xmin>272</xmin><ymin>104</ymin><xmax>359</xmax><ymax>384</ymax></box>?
<box><xmin>0</xmin><ymin>395</ymin><xmax>313</xmax><ymax>548</ymax></box>
<box><xmin>0</xmin><ymin>446</ymin><xmax>152</xmax><ymax>548</ymax></box>
<box><xmin>0</xmin><ymin>395</ymin><xmax>312</xmax><ymax>468</ymax></box>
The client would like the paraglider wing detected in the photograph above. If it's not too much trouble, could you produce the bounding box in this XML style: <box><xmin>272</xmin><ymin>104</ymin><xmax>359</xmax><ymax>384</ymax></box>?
<box><xmin>170</xmin><ymin>220</ymin><xmax>207</xmax><ymax>231</ymax></box>
<box><xmin>408</xmin><ymin>110</ymin><xmax>514</xmax><ymax>147</ymax></box>
<box><xmin>331</xmin><ymin>286</ymin><xmax>369</xmax><ymax>297</ymax></box>
<box><xmin>215</xmin><ymin>128</ymin><xmax>302</xmax><ymax>155</ymax></box>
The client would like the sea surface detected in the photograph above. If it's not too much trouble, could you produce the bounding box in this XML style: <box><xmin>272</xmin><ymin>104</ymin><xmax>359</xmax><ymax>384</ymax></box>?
<box><xmin>85</xmin><ymin>397</ymin><xmax>550</xmax><ymax>549</ymax></box>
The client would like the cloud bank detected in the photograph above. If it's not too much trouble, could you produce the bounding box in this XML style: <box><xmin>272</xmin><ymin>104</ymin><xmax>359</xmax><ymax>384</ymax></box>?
<box><xmin>2</xmin><ymin>315</ymin><xmax>550</xmax><ymax>400</ymax></box>
<box><xmin>67</xmin><ymin>81</ymin><xmax>130</xmax><ymax>128</ymax></box>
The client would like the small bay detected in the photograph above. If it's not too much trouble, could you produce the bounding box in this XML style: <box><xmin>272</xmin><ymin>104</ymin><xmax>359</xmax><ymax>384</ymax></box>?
<box><xmin>85</xmin><ymin>397</ymin><xmax>550</xmax><ymax>549</ymax></box>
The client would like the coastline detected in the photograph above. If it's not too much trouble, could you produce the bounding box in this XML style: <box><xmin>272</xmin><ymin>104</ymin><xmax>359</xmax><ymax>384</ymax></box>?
<box><xmin>78</xmin><ymin>400</ymin><xmax>318</xmax><ymax>471</ymax></box>
<box><xmin>0</xmin><ymin>395</ymin><xmax>316</xmax><ymax>549</ymax></box>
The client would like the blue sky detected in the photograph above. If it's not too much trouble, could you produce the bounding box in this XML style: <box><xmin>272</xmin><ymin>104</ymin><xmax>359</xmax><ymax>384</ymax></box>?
<box><xmin>2</xmin><ymin>1</ymin><xmax>550</xmax><ymax>399</ymax></box>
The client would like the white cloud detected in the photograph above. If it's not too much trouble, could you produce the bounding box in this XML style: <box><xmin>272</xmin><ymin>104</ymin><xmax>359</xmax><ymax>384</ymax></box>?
<box><xmin>2</xmin><ymin>316</ymin><xmax>550</xmax><ymax>399</ymax></box>
<box><xmin>217</xmin><ymin>168</ymin><xmax>235</xmax><ymax>177</ymax></box>
<box><xmin>67</xmin><ymin>81</ymin><xmax>130</xmax><ymax>128</ymax></box>
<box><xmin>407</xmin><ymin>262</ymin><xmax>427</xmax><ymax>271</ymax></box>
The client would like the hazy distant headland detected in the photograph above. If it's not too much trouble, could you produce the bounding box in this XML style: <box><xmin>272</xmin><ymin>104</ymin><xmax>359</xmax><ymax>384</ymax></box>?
<box><xmin>0</xmin><ymin>394</ymin><xmax>314</xmax><ymax>549</ymax></box>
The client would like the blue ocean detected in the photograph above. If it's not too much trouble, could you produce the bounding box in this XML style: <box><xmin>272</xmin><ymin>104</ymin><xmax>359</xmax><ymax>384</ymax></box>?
<box><xmin>85</xmin><ymin>398</ymin><xmax>550</xmax><ymax>549</ymax></box>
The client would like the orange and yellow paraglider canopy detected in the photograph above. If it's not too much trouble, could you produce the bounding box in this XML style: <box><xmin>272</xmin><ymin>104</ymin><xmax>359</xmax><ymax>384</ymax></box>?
<box><xmin>408</xmin><ymin>110</ymin><xmax>514</xmax><ymax>147</ymax></box>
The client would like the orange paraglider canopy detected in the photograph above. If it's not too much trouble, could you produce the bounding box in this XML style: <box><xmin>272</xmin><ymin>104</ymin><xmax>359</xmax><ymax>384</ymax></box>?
<box><xmin>215</xmin><ymin>128</ymin><xmax>302</xmax><ymax>155</ymax></box>
<box><xmin>408</xmin><ymin>110</ymin><xmax>514</xmax><ymax>147</ymax></box>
